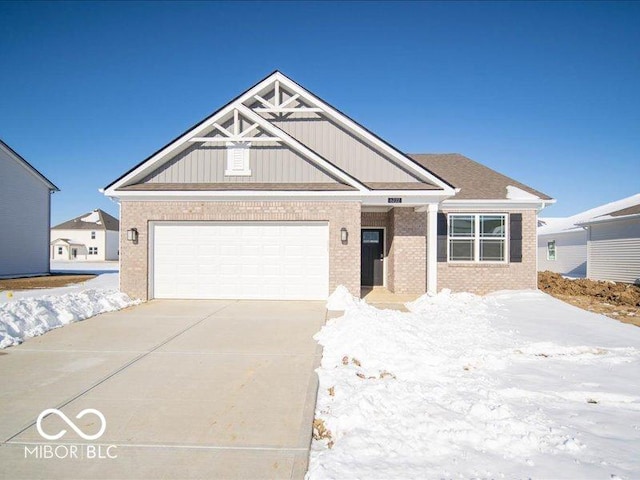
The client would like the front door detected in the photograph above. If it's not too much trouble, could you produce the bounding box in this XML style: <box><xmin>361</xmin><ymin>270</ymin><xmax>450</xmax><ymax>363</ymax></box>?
<box><xmin>361</xmin><ymin>229</ymin><xmax>384</xmax><ymax>286</ymax></box>
<box><xmin>71</xmin><ymin>248</ymin><xmax>77</xmax><ymax>259</ymax></box>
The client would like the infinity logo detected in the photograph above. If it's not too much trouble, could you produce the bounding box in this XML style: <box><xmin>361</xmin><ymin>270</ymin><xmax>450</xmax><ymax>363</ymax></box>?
<box><xmin>36</xmin><ymin>409</ymin><xmax>107</xmax><ymax>441</ymax></box>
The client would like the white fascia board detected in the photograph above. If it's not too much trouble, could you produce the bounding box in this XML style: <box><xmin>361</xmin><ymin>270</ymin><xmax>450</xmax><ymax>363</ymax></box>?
<box><xmin>103</xmin><ymin>75</ymin><xmax>284</xmax><ymax>196</ymax></box>
<box><xmin>441</xmin><ymin>199</ymin><xmax>553</xmax><ymax>210</ymax></box>
<box><xmin>107</xmin><ymin>190</ymin><xmax>451</xmax><ymax>205</ymax></box>
<box><xmin>273</xmin><ymin>73</ymin><xmax>456</xmax><ymax>194</ymax></box>
<box><xmin>107</xmin><ymin>189</ymin><xmax>450</xmax><ymax>198</ymax></box>
<box><xmin>234</xmin><ymin>105</ymin><xmax>367</xmax><ymax>191</ymax></box>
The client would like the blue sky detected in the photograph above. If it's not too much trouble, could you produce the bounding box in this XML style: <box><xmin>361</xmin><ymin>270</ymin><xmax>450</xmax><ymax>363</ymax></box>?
<box><xmin>1</xmin><ymin>1</ymin><xmax>638</xmax><ymax>225</ymax></box>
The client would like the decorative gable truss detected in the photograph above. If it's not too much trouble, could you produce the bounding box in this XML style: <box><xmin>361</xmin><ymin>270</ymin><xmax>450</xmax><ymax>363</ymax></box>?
<box><xmin>103</xmin><ymin>71</ymin><xmax>456</xmax><ymax>197</ymax></box>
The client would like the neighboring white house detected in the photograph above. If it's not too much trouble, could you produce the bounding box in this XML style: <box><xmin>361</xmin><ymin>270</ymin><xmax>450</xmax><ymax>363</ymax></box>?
<box><xmin>577</xmin><ymin>201</ymin><xmax>640</xmax><ymax>285</ymax></box>
<box><xmin>50</xmin><ymin>209</ymin><xmax>119</xmax><ymax>261</ymax></box>
<box><xmin>0</xmin><ymin>139</ymin><xmax>59</xmax><ymax>277</ymax></box>
<box><xmin>538</xmin><ymin>193</ymin><xmax>640</xmax><ymax>279</ymax></box>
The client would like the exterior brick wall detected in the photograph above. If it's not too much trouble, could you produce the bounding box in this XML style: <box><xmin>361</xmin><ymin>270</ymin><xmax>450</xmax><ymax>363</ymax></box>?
<box><xmin>120</xmin><ymin>201</ymin><xmax>361</xmax><ymax>301</ymax></box>
<box><xmin>390</xmin><ymin>208</ymin><xmax>427</xmax><ymax>294</ymax></box>
<box><xmin>362</xmin><ymin>209</ymin><xmax>428</xmax><ymax>294</ymax></box>
<box><xmin>437</xmin><ymin>209</ymin><xmax>538</xmax><ymax>294</ymax></box>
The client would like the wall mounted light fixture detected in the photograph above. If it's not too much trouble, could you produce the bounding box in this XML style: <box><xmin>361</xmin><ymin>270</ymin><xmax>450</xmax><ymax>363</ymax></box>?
<box><xmin>127</xmin><ymin>228</ymin><xmax>138</xmax><ymax>244</ymax></box>
<box><xmin>340</xmin><ymin>227</ymin><xmax>348</xmax><ymax>244</ymax></box>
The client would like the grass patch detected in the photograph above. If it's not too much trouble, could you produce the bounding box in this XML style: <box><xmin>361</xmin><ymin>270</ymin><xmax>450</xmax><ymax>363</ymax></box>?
<box><xmin>0</xmin><ymin>274</ymin><xmax>96</xmax><ymax>291</ymax></box>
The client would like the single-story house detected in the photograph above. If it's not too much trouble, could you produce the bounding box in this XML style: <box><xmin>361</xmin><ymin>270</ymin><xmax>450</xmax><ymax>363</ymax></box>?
<box><xmin>103</xmin><ymin>71</ymin><xmax>553</xmax><ymax>301</ymax></box>
<box><xmin>50</xmin><ymin>209</ymin><xmax>120</xmax><ymax>261</ymax></box>
<box><xmin>538</xmin><ymin>193</ymin><xmax>640</xmax><ymax>278</ymax></box>
<box><xmin>576</xmin><ymin>199</ymin><xmax>640</xmax><ymax>284</ymax></box>
<box><xmin>0</xmin><ymin>139</ymin><xmax>59</xmax><ymax>277</ymax></box>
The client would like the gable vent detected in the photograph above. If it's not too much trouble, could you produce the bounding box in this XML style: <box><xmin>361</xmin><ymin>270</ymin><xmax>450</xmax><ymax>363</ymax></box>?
<box><xmin>225</xmin><ymin>142</ymin><xmax>252</xmax><ymax>176</ymax></box>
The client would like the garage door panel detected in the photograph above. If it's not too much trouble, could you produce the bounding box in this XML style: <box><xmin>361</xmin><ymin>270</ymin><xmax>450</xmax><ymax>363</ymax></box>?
<box><xmin>153</xmin><ymin>222</ymin><xmax>329</xmax><ymax>300</ymax></box>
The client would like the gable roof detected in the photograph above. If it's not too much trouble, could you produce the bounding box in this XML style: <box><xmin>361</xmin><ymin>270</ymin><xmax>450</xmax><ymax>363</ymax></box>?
<box><xmin>52</xmin><ymin>209</ymin><xmax>119</xmax><ymax>231</ymax></box>
<box><xmin>50</xmin><ymin>238</ymin><xmax>86</xmax><ymax>246</ymax></box>
<box><xmin>410</xmin><ymin>153</ymin><xmax>552</xmax><ymax>201</ymax></box>
<box><xmin>608</xmin><ymin>203</ymin><xmax>640</xmax><ymax>217</ymax></box>
<box><xmin>0</xmin><ymin>139</ymin><xmax>59</xmax><ymax>191</ymax></box>
<box><xmin>540</xmin><ymin>193</ymin><xmax>640</xmax><ymax>234</ymax></box>
<box><xmin>103</xmin><ymin>71</ymin><xmax>455</xmax><ymax>196</ymax></box>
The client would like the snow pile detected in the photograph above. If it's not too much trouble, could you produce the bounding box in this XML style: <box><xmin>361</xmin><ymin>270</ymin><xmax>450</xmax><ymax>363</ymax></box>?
<box><xmin>326</xmin><ymin>285</ymin><xmax>364</xmax><ymax>311</ymax></box>
<box><xmin>0</xmin><ymin>289</ymin><xmax>139</xmax><ymax>348</ymax></box>
<box><xmin>308</xmin><ymin>289</ymin><xmax>640</xmax><ymax>479</ymax></box>
<box><xmin>506</xmin><ymin>184</ymin><xmax>540</xmax><ymax>200</ymax></box>
<box><xmin>80</xmin><ymin>210</ymin><xmax>101</xmax><ymax>224</ymax></box>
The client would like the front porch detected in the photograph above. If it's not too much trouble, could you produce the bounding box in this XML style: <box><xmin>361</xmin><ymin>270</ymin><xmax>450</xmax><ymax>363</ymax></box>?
<box><xmin>360</xmin><ymin>205</ymin><xmax>438</xmax><ymax>296</ymax></box>
<box><xmin>361</xmin><ymin>286</ymin><xmax>420</xmax><ymax>311</ymax></box>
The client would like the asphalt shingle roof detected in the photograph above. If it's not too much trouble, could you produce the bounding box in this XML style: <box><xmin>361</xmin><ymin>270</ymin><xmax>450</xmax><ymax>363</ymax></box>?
<box><xmin>409</xmin><ymin>153</ymin><xmax>552</xmax><ymax>201</ymax></box>
<box><xmin>52</xmin><ymin>209</ymin><xmax>119</xmax><ymax>231</ymax></box>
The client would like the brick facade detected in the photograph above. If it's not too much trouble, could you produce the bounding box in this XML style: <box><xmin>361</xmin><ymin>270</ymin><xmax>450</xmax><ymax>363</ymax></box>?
<box><xmin>120</xmin><ymin>201</ymin><xmax>361</xmax><ymax>301</ymax></box>
<box><xmin>363</xmin><ymin>208</ymin><xmax>538</xmax><ymax>296</ymax></box>
<box><xmin>362</xmin><ymin>208</ymin><xmax>428</xmax><ymax>294</ymax></box>
<box><xmin>121</xmin><ymin>201</ymin><xmax>537</xmax><ymax>301</ymax></box>
<box><xmin>437</xmin><ymin>209</ymin><xmax>538</xmax><ymax>294</ymax></box>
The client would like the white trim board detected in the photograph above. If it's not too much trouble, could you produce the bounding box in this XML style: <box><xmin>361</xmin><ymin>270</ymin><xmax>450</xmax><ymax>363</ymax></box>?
<box><xmin>103</xmin><ymin>71</ymin><xmax>454</xmax><ymax>198</ymax></box>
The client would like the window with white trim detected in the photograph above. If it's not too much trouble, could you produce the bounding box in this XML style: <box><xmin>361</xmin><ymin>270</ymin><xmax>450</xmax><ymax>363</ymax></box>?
<box><xmin>89</xmin><ymin>247</ymin><xmax>98</xmax><ymax>255</ymax></box>
<box><xmin>448</xmin><ymin>214</ymin><xmax>507</xmax><ymax>262</ymax></box>
<box><xmin>547</xmin><ymin>240</ymin><xmax>556</xmax><ymax>261</ymax></box>
<box><xmin>224</xmin><ymin>142</ymin><xmax>251</xmax><ymax>176</ymax></box>
<box><xmin>57</xmin><ymin>246</ymin><xmax>63</xmax><ymax>255</ymax></box>
<box><xmin>91</xmin><ymin>231</ymin><xmax>96</xmax><ymax>239</ymax></box>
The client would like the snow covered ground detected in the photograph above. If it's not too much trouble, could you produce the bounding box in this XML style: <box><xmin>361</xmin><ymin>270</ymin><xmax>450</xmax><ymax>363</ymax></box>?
<box><xmin>0</xmin><ymin>261</ymin><xmax>138</xmax><ymax>349</ymax></box>
<box><xmin>309</xmin><ymin>289</ymin><xmax>640</xmax><ymax>479</ymax></box>
<box><xmin>51</xmin><ymin>260</ymin><xmax>119</xmax><ymax>274</ymax></box>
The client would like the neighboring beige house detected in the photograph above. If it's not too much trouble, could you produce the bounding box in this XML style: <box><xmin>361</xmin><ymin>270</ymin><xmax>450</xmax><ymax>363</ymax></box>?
<box><xmin>50</xmin><ymin>209</ymin><xmax>119</xmax><ymax>261</ymax></box>
<box><xmin>103</xmin><ymin>71</ymin><xmax>553</xmax><ymax>301</ymax></box>
<box><xmin>538</xmin><ymin>193</ymin><xmax>640</xmax><ymax>279</ymax></box>
<box><xmin>0</xmin><ymin>139</ymin><xmax>59</xmax><ymax>277</ymax></box>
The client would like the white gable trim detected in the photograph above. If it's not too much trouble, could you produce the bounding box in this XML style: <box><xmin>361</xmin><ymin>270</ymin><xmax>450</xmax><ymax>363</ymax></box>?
<box><xmin>269</xmin><ymin>73</ymin><xmax>456</xmax><ymax>194</ymax></box>
<box><xmin>103</xmin><ymin>71</ymin><xmax>453</xmax><ymax>196</ymax></box>
<box><xmin>103</xmin><ymin>76</ymin><xmax>367</xmax><ymax>195</ymax></box>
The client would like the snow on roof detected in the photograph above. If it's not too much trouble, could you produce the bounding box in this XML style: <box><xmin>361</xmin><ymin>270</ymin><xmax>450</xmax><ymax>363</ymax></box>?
<box><xmin>577</xmin><ymin>201</ymin><xmax>640</xmax><ymax>226</ymax></box>
<box><xmin>506</xmin><ymin>185</ymin><xmax>540</xmax><ymax>200</ymax></box>
<box><xmin>50</xmin><ymin>238</ymin><xmax>85</xmax><ymax>246</ymax></box>
<box><xmin>539</xmin><ymin>193</ymin><xmax>640</xmax><ymax>235</ymax></box>
<box><xmin>52</xmin><ymin>209</ymin><xmax>119</xmax><ymax>231</ymax></box>
<box><xmin>80</xmin><ymin>210</ymin><xmax>102</xmax><ymax>224</ymax></box>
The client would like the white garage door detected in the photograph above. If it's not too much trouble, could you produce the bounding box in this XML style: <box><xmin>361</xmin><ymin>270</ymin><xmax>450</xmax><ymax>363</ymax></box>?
<box><xmin>152</xmin><ymin>222</ymin><xmax>329</xmax><ymax>300</ymax></box>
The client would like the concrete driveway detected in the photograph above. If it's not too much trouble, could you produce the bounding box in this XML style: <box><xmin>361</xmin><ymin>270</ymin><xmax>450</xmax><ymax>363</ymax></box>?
<box><xmin>0</xmin><ymin>300</ymin><xmax>326</xmax><ymax>479</ymax></box>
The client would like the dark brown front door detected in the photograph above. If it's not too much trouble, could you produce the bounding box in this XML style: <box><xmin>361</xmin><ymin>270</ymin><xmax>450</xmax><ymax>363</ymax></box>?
<box><xmin>361</xmin><ymin>229</ymin><xmax>384</xmax><ymax>286</ymax></box>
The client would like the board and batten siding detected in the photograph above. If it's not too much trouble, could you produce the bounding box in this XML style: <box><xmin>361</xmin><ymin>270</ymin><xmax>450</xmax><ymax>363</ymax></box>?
<box><xmin>141</xmin><ymin>143</ymin><xmax>339</xmax><ymax>184</ymax></box>
<box><xmin>537</xmin><ymin>230</ymin><xmax>587</xmax><ymax>277</ymax></box>
<box><xmin>0</xmin><ymin>146</ymin><xmax>52</xmax><ymax>276</ymax></box>
<box><xmin>270</xmin><ymin>116</ymin><xmax>423</xmax><ymax>183</ymax></box>
<box><xmin>587</xmin><ymin>218</ymin><xmax>640</xmax><ymax>284</ymax></box>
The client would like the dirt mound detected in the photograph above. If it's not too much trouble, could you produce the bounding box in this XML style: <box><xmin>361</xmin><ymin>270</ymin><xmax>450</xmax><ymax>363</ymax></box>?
<box><xmin>538</xmin><ymin>271</ymin><xmax>640</xmax><ymax>308</ymax></box>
